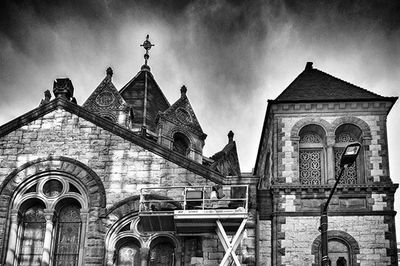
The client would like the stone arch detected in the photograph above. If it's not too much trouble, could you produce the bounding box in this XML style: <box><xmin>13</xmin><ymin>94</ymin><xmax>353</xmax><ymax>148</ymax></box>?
<box><xmin>290</xmin><ymin>117</ymin><xmax>332</xmax><ymax>141</ymax></box>
<box><xmin>0</xmin><ymin>156</ymin><xmax>107</xmax><ymax>263</ymax></box>
<box><xmin>148</xmin><ymin>233</ymin><xmax>180</xmax><ymax>250</ymax></box>
<box><xmin>311</xmin><ymin>230</ymin><xmax>360</xmax><ymax>266</ymax></box>
<box><xmin>167</xmin><ymin>126</ymin><xmax>195</xmax><ymax>148</ymax></box>
<box><xmin>0</xmin><ymin>156</ymin><xmax>106</xmax><ymax>208</ymax></box>
<box><xmin>331</xmin><ymin>116</ymin><xmax>371</xmax><ymax>139</ymax></box>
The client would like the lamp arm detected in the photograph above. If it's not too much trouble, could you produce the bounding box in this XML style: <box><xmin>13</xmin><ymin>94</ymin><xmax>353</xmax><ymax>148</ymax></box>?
<box><xmin>322</xmin><ymin>165</ymin><xmax>347</xmax><ymax>213</ymax></box>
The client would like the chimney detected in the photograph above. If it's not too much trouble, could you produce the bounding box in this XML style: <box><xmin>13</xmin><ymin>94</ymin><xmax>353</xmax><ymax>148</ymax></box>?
<box><xmin>305</xmin><ymin>62</ymin><xmax>313</xmax><ymax>71</ymax></box>
<box><xmin>53</xmin><ymin>78</ymin><xmax>74</xmax><ymax>100</ymax></box>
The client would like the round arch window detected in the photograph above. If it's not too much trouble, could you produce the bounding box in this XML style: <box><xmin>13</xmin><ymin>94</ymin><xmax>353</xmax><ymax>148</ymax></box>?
<box><xmin>43</xmin><ymin>179</ymin><xmax>63</xmax><ymax>197</ymax></box>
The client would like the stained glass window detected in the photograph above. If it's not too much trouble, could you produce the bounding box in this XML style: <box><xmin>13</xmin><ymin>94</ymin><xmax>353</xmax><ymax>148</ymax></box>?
<box><xmin>18</xmin><ymin>206</ymin><xmax>46</xmax><ymax>266</ymax></box>
<box><xmin>54</xmin><ymin>205</ymin><xmax>81</xmax><ymax>266</ymax></box>
<box><xmin>150</xmin><ymin>242</ymin><xmax>175</xmax><ymax>266</ymax></box>
<box><xmin>117</xmin><ymin>242</ymin><xmax>140</xmax><ymax>266</ymax></box>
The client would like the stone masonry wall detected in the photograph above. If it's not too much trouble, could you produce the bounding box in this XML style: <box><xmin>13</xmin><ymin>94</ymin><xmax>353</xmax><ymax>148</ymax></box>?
<box><xmin>0</xmin><ymin>109</ymin><xmax>213</xmax><ymax>207</ymax></box>
<box><xmin>258</xmin><ymin>220</ymin><xmax>272</xmax><ymax>266</ymax></box>
<box><xmin>281</xmin><ymin>216</ymin><xmax>391</xmax><ymax>265</ymax></box>
<box><xmin>276</xmin><ymin>113</ymin><xmax>388</xmax><ymax>184</ymax></box>
<box><xmin>0</xmin><ymin>109</ymin><xmax>257</xmax><ymax>264</ymax></box>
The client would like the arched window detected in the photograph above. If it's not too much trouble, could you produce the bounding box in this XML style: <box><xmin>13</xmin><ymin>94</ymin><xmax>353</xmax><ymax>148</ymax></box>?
<box><xmin>299</xmin><ymin>125</ymin><xmax>326</xmax><ymax>185</ymax></box>
<box><xmin>6</xmin><ymin>175</ymin><xmax>88</xmax><ymax>266</ymax></box>
<box><xmin>115</xmin><ymin>238</ymin><xmax>141</xmax><ymax>266</ymax></box>
<box><xmin>54</xmin><ymin>203</ymin><xmax>82</xmax><ymax>266</ymax></box>
<box><xmin>172</xmin><ymin>132</ymin><xmax>190</xmax><ymax>156</ymax></box>
<box><xmin>334</xmin><ymin>124</ymin><xmax>363</xmax><ymax>184</ymax></box>
<box><xmin>150</xmin><ymin>237</ymin><xmax>175</xmax><ymax>266</ymax></box>
<box><xmin>311</xmin><ymin>230</ymin><xmax>360</xmax><ymax>266</ymax></box>
<box><xmin>328</xmin><ymin>240</ymin><xmax>350</xmax><ymax>265</ymax></box>
<box><xmin>18</xmin><ymin>202</ymin><xmax>46</xmax><ymax>265</ymax></box>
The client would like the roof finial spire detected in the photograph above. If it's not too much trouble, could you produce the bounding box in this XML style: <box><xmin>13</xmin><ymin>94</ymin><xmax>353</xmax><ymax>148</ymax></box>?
<box><xmin>140</xmin><ymin>34</ymin><xmax>154</xmax><ymax>71</ymax></box>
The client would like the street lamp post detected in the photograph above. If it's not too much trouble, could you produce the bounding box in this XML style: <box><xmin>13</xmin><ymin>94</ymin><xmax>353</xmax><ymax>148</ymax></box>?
<box><xmin>320</xmin><ymin>142</ymin><xmax>361</xmax><ymax>266</ymax></box>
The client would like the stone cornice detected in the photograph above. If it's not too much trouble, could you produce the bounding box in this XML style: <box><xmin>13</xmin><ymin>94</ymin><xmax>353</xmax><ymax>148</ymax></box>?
<box><xmin>0</xmin><ymin>98</ymin><xmax>228</xmax><ymax>184</ymax></box>
<box><xmin>264</xmin><ymin>183</ymin><xmax>398</xmax><ymax>194</ymax></box>
<box><xmin>270</xmin><ymin>100</ymin><xmax>396</xmax><ymax>115</ymax></box>
<box><xmin>272</xmin><ymin>210</ymin><xmax>397</xmax><ymax>217</ymax></box>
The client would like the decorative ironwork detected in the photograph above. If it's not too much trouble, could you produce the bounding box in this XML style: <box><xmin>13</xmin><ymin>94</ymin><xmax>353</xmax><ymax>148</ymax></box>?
<box><xmin>299</xmin><ymin>150</ymin><xmax>322</xmax><ymax>185</ymax></box>
<box><xmin>336</xmin><ymin>132</ymin><xmax>355</xmax><ymax>143</ymax></box>
<box><xmin>335</xmin><ymin>148</ymin><xmax>358</xmax><ymax>184</ymax></box>
<box><xmin>19</xmin><ymin>206</ymin><xmax>46</xmax><ymax>266</ymax></box>
<box><xmin>54</xmin><ymin>205</ymin><xmax>81</xmax><ymax>266</ymax></box>
<box><xmin>300</xmin><ymin>132</ymin><xmax>322</xmax><ymax>143</ymax></box>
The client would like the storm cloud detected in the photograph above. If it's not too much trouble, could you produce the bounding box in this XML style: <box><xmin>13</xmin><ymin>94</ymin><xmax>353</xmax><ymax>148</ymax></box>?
<box><xmin>1</xmin><ymin>0</ymin><xmax>400</xmax><ymax>175</ymax></box>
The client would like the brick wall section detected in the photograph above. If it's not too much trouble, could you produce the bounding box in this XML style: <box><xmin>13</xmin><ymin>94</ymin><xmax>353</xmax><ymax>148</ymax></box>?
<box><xmin>281</xmin><ymin>216</ymin><xmax>391</xmax><ymax>265</ymax></box>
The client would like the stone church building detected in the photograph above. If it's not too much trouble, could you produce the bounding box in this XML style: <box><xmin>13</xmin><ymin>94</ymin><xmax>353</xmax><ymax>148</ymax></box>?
<box><xmin>0</xmin><ymin>36</ymin><xmax>398</xmax><ymax>266</ymax></box>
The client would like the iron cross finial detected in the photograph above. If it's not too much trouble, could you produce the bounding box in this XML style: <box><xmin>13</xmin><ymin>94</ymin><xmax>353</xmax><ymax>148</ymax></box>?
<box><xmin>140</xmin><ymin>35</ymin><xmax>154</xmax><ymax>66</ymax></box>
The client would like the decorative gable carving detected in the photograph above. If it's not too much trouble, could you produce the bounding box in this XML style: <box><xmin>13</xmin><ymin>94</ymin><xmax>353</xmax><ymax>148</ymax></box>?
<box><xmin>158</xmin><ymin>86</ymin><xmax>205</xmax><ymax>137</ymax></box>
<box><xmin>83</xmin><ymin>67</ymin><xmax>129</xmax><ymax>125</ymax></box>
<box><xmin>156</xmin><ymin>86</ymin><xmax>206</xmax><ymax>164</ymax></box>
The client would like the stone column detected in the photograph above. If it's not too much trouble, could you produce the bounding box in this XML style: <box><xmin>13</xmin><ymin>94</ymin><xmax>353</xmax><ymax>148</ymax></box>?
<box><xmin>140</xmin><ymin>247</ymin><xmax>150</xmax><ymax>266</ymax></box>
<box><xmin>41</xmin><ymin>210</ymin><xmax>55</xmax><ymax>266</ymax></box>
<box><xmin>5</xmin><ymin>209</ymin><xmax>20</xmax><ymax>266</ymax></box>
<box><xmin>326</xmin><ymin>135</ymin><xmax>336</xmax><ymax>184</ymax></box>
<box><xmin>78</xmin><ymin>210</ymin><xmax>89</xmax><ymax>266</ymax></box>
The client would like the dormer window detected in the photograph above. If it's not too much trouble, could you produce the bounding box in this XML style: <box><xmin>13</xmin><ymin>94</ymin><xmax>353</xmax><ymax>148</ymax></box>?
<box><xmin>173</xmin><ymin>132</ymin><xmax>190</xmax><ymax>156</ymax></box>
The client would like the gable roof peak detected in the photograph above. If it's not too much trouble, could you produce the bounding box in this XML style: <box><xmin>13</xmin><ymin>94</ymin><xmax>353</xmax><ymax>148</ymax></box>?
<box><xmin>274</xmin><ymin>62</ymin><xmax>390</xmax><ymax>103</ymax></box>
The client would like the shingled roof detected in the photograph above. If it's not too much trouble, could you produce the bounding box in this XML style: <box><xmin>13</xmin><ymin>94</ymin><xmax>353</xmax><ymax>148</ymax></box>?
<box><xmin>274</xmin><ymin>62</ymin><xmax>392</xmax><ymax>103</ymax></box>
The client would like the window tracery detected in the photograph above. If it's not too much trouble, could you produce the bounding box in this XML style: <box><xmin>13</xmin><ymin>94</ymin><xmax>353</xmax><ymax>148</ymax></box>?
<box><xmin>7</xmin><ymin>175</ymin><xmax>88</xmax><ymax>266</ymax></box>
<box><xmin>18</xmin><ymin>206</ymin><xmax>46</xmax><ymax>266</ymax></box>
<box><xmin>299</xmin><ymin>126</ymin><xmax>326</xmax><ymax>185</ymax></box>
<box><xmin>334</xmin><ymin>124</ymin><xmax>363</xmax><ymax>184</ymax></box>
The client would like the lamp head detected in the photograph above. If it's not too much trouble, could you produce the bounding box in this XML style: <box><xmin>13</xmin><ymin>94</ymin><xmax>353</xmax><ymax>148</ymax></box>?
<box><xmin>340</xmin><ymin>142</ymin><xmax>361</xmax><ymax>168</ymax></box>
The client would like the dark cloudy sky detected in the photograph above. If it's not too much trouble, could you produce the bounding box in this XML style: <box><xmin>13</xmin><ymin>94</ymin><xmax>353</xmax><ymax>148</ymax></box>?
<box><xmin>1</xmin><ymin>0</ymin><xmax>400</xmax><ymax>230</ymax></box>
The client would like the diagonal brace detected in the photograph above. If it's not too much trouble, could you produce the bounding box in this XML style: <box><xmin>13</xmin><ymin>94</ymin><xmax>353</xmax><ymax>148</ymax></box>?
<box><xmin>216</xmin><ymin>219</ymin><xmax>247</xmax><ymax>266</ymax></box>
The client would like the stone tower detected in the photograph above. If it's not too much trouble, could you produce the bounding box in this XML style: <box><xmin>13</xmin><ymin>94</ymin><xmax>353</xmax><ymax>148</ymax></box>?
<box><xmin>255</xmin><ymin>62</ymin><xmax>398</xmax><ymax>265</ymax></box>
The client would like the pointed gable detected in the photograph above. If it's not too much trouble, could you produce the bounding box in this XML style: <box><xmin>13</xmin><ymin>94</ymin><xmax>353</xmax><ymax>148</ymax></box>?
<box><xmin>160</xmin><ymin>85</ymin><xmax>205</xmax><ymax>136</ymax></box>
<box><xmin>156</xmin><ymin>86</ymin><xmax>206</xmax><ymax>164</ymax></box>
<box><xmin>119</xmin><ymin>67</ymin><xmax>170</xmax><ymax>132</ymax></box>
<box><xmin>275</xmin><ymin>62</ymin><xmax>390</xmax><ymax>102</ymax></box>
<box><xmin>83</xmin><ymin>67</ymin><xmax>128</xmax><ymax>125</ymax></box>
<box><xmin>210</xmin><ymin>131</ymin><xmax>241</xmax><ymax>177</ymax></box>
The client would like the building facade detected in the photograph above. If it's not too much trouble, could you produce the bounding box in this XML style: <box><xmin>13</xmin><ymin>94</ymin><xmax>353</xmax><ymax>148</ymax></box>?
<box><xmin>0</xmin><ymin>37</ymin><xmax>397</xmax><ymax>266</ymax></box>
<box><xmin>255</xmin><ymin>62</ymin><xmax>398</xmax><ymax>265</ymax></box>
